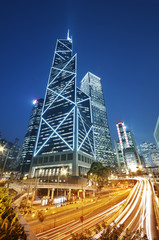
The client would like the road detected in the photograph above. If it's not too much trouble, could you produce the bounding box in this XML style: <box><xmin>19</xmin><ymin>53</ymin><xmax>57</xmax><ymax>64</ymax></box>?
<box><xmin>113</xmin><ymin>177</ymin><xmax>159</xmax><ymax>240</ymax></box>
<box><xmin>29</xmin><ymin>178</ymin><xmax>159</xmax><ymax>239</ymax></box>
<box><xmin>33</xmin><ymin>189</ymin><xmax>130</xmax><ymax>239</ymax></box>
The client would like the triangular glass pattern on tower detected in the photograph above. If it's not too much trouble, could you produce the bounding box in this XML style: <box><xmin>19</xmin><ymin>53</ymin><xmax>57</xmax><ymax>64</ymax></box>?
<box><xmin>34</xmin><ymin>37</ymin><xmax>95</xmax><ymax>160</ymax></box>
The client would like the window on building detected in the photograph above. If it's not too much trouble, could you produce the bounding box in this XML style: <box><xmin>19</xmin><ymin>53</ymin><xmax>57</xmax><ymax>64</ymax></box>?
<box><xmin>44</xmin><ymin>157</ymin><xmax>48</xmax><ymax>163</ymax></box>
<box><xmin>39</xmin><ymin>157</ymin><xmax>43</xmax><ymax>163</ymax></box>
<box><xmin>61</xmin><ymin>154</ymin><xmax>66</xmax><ymax>161</ymax></box>
<box><xmin>68</xmin><ymin>153</ymin><xmax>73</xmax><ymax>160</ymax></box>
<box><xmin>55</xmin><ymin>155</ymin><xmax>60</xmax><ymax>161</ymax></box>
<box><xmin>49</xmin><ymin>156</ymin><xmax>54</xmax><ymax>162</ymax></box>
<box><xmin>33</xmin><ymin>158</ymin><xmax>37</xmax><ymax>164</ymax></box>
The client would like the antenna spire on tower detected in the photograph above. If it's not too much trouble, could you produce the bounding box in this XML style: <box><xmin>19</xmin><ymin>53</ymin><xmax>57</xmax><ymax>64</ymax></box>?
<box><xmin>67</xmin><ymin>29</ymin><xmax>72</xmax><ymax>42</ymax></box>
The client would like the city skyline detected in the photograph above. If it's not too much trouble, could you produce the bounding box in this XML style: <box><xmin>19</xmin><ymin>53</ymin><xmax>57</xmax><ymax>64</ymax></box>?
<box><xmin>0</xmin><ymin>1</ymin><xmax>159</xmax><ymax>147</ymax></box>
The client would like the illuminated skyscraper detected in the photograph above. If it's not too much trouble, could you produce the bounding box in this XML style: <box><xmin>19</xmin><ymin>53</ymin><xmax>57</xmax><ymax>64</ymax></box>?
<box><xmin>20</xmin><ymin>99</ymin><xmax>44</xmax><ymax>173</ymax></box>
<box><xmin>116</xmin><ymin>121</ymin><xmax>140</xmax><ymax>172</ymax></box>
<box><xmin>154</xmin><ymin>116</ymin><xmax>159</xmax><ymax>148</ymax></box>
<box><xmin>150</xmin><ymin>149</ymin><xmax>159</xmax><ymax>171</ymax></box>
<box><xmin>139</xmin><ymin>141</ymin><xmax>157</xmax><ymax>167</ymax></box>
<box><xmin>81</xmin><ymin>72</ymin><xmax>114</xmax><ymax>166</ymax></box>
<box><xmin>30</xmin><ymin>34</ymin><xmax>95</xmax><ymax>178</ymax></box>
<box><xmin>0</xmin><ymin>137</ymin><xmax>20</xmax><ymax>172</ymax></box>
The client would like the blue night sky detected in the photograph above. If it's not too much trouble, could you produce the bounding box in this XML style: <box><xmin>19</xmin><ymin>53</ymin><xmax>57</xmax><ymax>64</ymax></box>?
<box><xmin>0</xmin><ymin>0</ymin><xmax>159</xmax><ymax>147</ymax></box>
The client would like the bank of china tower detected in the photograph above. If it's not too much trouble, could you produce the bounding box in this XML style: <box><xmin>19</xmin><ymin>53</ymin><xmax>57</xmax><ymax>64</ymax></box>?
<box><xmin>30</xmin><ymin>34</ymin><xmax>95</xmax><ymax>178</ymax></box>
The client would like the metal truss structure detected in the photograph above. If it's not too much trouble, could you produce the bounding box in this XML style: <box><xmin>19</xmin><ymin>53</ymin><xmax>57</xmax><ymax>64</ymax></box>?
<box><xmin>34</xmin><ymin>37</ymin><xmax>95</xmax><ymax>159</ymax></box>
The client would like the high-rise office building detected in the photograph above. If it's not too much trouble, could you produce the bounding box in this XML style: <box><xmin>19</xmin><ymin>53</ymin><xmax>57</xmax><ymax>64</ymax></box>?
<box><xmin>139</xmin><ymin>141</ymin><xmax>157</xmax><ymax>167</ymax></box>
<box><xmin>80</xmin><ymin>72</ymin><xmax>114</xmax><ymax>166</ymax></box>
<box><xmin>116</xmin><ymin>121</ymin><xmax>140</xmax><ymax>172</ymax></box>
<box><xmin>154</xmin><ymin>116</ymin><xmax>159</xmax><ymax>148</ymax></box>
<box><xmin>0</xmin><ymin>137</ymin><xmax>20</xmax><ymax>172</ymax></box>
<box><xmin>30</xmin><ymin>34</ymin><xmax>95</xmax><ymax>179</ymax></box>
<box><xmin>20</xmin><ymin>99</ymin><xmax>44</xmax><ymax>173</ymax></box>
<box><xmin>114</xmin><ymin>140</ymin><xmax>124</xmax><ymax>172</ymax></box>
<box><xmin>150</xmin><ymin>149</ymin><xmax>159</xmax><ymax>171</ymax></box>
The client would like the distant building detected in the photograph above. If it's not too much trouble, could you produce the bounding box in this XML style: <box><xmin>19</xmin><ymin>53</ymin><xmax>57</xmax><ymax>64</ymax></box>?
<box><xmin>150</xmin><ymin>149</ymin><xmax>159</xmax><ymax>170</ymax></box>
<box><xmin>114</xmin><ymin>140</ymin><xmax>124</xmax><ymax>172</ymax></box>
<box><xmin>8</xmin><ymin>138</ymin><xmax>20</xmax><ymax>169</ymax></box>
<box><xmin>115</xmin><ymin>122</ymin><xmax>140</xmax><ymax>172</ymax></box>
<box><xmin>30</xmin><ymin>34</ymin><xmax>95</xmax><ymax>179</ymax></box>
<box><xmin>154</xmin><ymin>116</ymin><xmax>159</xmax><ymax>148</ymax></box>
<box><xmin>139</xmin><ymin>142</ymin><xmax>157</xmax><ymax>167</ymax></box>
<box><xmin>0</xmin><ymin>137</ymin><xmax>20</xmax><ymax>173</ymax></box>
<box><xmin>81</xmin><ymin>72</ymin><xmax>114</xmax><ymax>166</ymax></box>
<box><xmin>124</xmin><ymin>148</ymin><xmax>139</xmax><ymax>172</ymax></box>
<box><xmin>20</xmin><ymin>98</ymin><xmax>44</xmax><ymax>173</ymax></box>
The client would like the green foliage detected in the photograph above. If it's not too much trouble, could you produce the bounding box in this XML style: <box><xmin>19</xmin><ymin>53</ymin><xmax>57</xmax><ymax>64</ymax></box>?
<box><xmin>87</xmin><ymin>162</ymin><xmax>113</xmax><ymax>186</ymax></box>
<box><xmin>0</xmin><ymin>187</ymin><xmax>26</xmax><ymax>240</ymax></box>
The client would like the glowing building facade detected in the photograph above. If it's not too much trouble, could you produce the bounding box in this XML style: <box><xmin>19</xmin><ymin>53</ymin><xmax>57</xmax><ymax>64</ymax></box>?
<box><xmin>150</xmin><ymin>149</ymin><xmax>159</xmax><ymax>172</ymax></box>
<box><xmin>81</xmin><ymin>72</ymin><xmax>114</xmax><ymax>166</ymax></box>
<box><xmin>139</xmin><ymin>141</ymin><xmax>157</xmax><ymax>167</ymax></box>
<box><xmin>154</xmin><ymin>116</ymin><xmax>159</xmax><ymax>148</ymax></box>
<box><xmin>80</xmin><ymin>72</ymin><xmax>114</xmax><ymax>166</ymax></box>
<box><xmin>20</xmin><ymin>99</ymin><xmax>44</xmax><ymax>173</ymax></box>
<box><xmin>116</xmin><ymin>122</ymin><xmax>140</xmax><ymax>172</ymax></box>
<box><xmin>30</xmin><ymin>35</ymin><xmax>95</xmax><ymax>178</ymax></box>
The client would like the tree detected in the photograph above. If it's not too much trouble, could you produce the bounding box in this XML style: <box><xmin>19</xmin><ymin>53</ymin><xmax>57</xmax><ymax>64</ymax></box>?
<box><xmin>87</xmin><ymin>162</ymin><xmax>113</xmax><ymax>187</ymax></box>
<box><xmin>0</xmin><ymin>187</ymin><xmax>26</xmax><ymax>240</ymax></box>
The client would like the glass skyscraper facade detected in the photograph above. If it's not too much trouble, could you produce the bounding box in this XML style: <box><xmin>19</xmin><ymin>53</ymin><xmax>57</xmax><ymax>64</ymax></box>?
<box><xmin>80</xmin><ymin>72</ymin><xmax>114</xmax><ymax>166</ymax></box>
<box><xmin>20</xmin><ymin>98</ymin><xmax>44</xmax><ymax>173</ymax></box>
<box><xmin>139</xmin><ymin>141</ymin><xmax>157</xmax><ymax>167</ymax></box>
<box><xmin>154</xmin><ymin>116</ymin><xmax>159</xmax><ymax>148</ymax></box>
<box><xmin>0</xmin><ymin>137</ymin><xmax>20</xmax><ymax>172</ymax></box>
<box><xmin>31</xmin><ymin>35</ymin><xmax>95</xmax><ymax>178</ymax></box>
<box><xmin>116</xmin><ymin>121</ymin><xmax>140</xmax><ymax>172</ymax></box>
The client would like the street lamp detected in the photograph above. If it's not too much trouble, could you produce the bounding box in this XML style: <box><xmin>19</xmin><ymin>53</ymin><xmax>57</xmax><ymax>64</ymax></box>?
<box><xmin>61</xmin><ymin>167</ymin><xmax>68</xmax><ymax>176</ymax></box>
<box><xmin>0</xmin><ymin>146</ymin><xmax>4</xmax><ymax>152</ymax></box>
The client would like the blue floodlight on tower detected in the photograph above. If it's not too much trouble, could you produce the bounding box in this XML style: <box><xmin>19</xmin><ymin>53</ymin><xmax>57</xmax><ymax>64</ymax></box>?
<box><xmin>30</xmin><ymin>33</ymin><xmax>95</xmax><ymax>178</ymax></box>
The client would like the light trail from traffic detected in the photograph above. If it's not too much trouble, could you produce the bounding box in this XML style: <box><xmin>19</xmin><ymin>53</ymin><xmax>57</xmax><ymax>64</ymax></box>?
<box><xmin>113</xmin><ymin>178</ymin><xmax>158</xmax><ymax>240</ymax></box>
<box><xmin>36</xmin><ymin>199</ymin><xmax>126</xmax><ymax>240</ymax></box>
<box><xmin>34</xmin><ymin>178</ymin><xmax>159</xmax><ymax>240</ymax></box>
